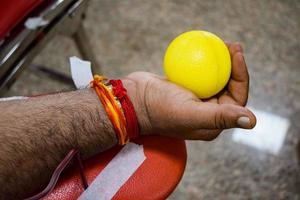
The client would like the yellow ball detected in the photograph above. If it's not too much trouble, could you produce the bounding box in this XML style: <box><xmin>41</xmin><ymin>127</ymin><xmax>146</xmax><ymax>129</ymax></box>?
<box><xmin>164</xmin><ymin>30</ymin><xmax>231</xmax><ymax>99</ymax></box>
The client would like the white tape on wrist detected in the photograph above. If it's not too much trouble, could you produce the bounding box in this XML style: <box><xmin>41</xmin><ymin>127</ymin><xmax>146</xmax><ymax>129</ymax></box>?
<box><xmin>78</xmin><ymin>142</ymin><xmax>146</xmax><ymax>200</ymax></box>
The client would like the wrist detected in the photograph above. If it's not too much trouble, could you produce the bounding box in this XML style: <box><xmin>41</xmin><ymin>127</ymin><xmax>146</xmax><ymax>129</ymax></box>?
<box><xmin>121</xmin><ymin>78</ymin><xmax>152</xmax><ymax>136</ymax></box>
<box><xmin>78</xmin><ymin>89</ymin><xmax>118</xmax><ymax>155</ymax></box>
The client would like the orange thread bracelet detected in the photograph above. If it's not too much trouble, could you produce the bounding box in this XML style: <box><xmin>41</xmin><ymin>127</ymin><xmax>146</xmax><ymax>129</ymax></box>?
<box><xmin>90</xmin><ymin>75</ymin><xmax>128</xmax><ymax>145</ymax></box>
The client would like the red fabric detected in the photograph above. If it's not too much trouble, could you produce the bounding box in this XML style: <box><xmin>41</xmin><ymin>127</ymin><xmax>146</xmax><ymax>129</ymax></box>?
<box><xmin>0</xmin><ymin>0</ymin><xmax>42</xmax><ymax>39</ymax></box>
<box><xmin>42</xmin><ymin>136</ymin><xmax>187</xmax><ymax>200</ymax></box>
<box><xmin>110</xmin><ymin>79</ymin><xmax>140</xmax><ymax>140</ymax></box>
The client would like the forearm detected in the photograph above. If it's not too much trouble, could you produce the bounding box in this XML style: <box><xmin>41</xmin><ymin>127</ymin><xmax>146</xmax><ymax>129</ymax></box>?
<box><xmin>0</xmin><ymin>88</ymin><xmax>117</xmax><ymax>199</ymax></box>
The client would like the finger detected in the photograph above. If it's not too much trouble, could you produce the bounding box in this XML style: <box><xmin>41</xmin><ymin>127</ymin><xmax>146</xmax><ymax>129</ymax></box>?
<box><xmin>181</xmin><ymin>101</ymin><xmax>256</xmax><ymax>130</ymax></box>
<box><xmin>159</xmin><ymin>129</ymin><xmax>221</xmax><ymax>141</ymax></box>
<box><xmin>184</xmin><ymin>129</ymin><xmax>222</xmax><ymax>140</ymax></box>
<box><xmin>228</xmin><ymin>42</ymin><xmax>243</xmax><ymax>55</ymax></box>
<box><xmin>218</xmin><ymin>92</ymin><xmax>238</xmax><ymax>105</ymax></box>
<box><xmin>203</xmin><ymin>97</ymin><xmax>218</xmax><ymax>104</ymax></box>
<box><xmin>225</xmin><ymin>42</ymin><xmax>243</xmax><ymax>61</ymax></box>
<box><xmin>227</xmin><ymin>52</ymin><xmax>249</xmax><ymax>106</ymax></box>
<box><xmin>225</xmin><ymin>41</ymin><xmax>232</xmax><ymax>49</ymax></box>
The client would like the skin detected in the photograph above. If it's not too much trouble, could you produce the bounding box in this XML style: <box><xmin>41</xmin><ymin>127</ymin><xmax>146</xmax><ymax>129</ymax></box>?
<box><xmin>0</xmin><ymin>43</ymin><xmax>256</xmax><ymax>199</ymax></box>
<box><xmin>125</xmin><ymin>42</ymin><xmax>256</xmax><ymax>140</ymax></box>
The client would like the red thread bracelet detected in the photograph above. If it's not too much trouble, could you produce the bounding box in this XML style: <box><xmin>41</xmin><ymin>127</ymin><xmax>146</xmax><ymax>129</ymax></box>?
<box><xmin>110</xmin><ymin>79</ymin><xmax>140</xmax><ymax>140</ymax></box>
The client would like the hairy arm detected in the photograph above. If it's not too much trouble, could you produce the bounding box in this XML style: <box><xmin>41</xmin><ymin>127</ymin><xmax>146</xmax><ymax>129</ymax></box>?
<box><xmin>0</xmin><ymin>42</ymin><xmax>256</xmax><ymax>199</ymax></box>
<box><xmin>0</xmin><ymin>88</ymin><xmax>119</xmax><ymax>199</ymax></box>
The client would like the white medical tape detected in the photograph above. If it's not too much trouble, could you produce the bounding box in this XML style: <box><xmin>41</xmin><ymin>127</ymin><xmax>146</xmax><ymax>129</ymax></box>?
<box><xmin>78</xmin><ymin>142</ymin><xmax>146</xmax><ymax>200</ymax></box>
<box><xmin>0</xmin><ymin>96</ymin><xmax>28</xmax><ymax>101</ymax></box>
<box><xmin>70</xmin><ymin>56</ymin><xmax>93</xmax><ymax>89</ymax></box>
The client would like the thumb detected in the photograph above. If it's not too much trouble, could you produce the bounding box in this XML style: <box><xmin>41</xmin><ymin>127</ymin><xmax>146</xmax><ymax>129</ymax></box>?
<box><xmin>183</xmin><ymin>102</ymin><xmax>256</xmax><ymax>130</ymax></box>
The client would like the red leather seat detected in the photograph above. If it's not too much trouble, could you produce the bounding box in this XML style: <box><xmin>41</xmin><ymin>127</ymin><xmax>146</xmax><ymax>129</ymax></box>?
<box><xmin>0</xmin><ymin>0</ymin><xmax>42</xmax><ymax>39</ymax></box>
<box><xmin>43</xmin><ymin>136</ymin><xmax>187</xmax><ymax>200</ymax></box>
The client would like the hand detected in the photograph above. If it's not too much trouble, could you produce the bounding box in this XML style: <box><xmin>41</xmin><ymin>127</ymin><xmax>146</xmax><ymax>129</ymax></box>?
<box><xmin>122</xmin><ymin>43</ymin><xmax>256</xmax><ymax>140</ymax></box>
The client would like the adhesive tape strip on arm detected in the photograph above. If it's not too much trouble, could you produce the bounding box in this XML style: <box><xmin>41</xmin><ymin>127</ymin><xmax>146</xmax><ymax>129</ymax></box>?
<box><xmin>0</xmin><ymin>96</ymin><xmax>28</xmax><ymax>101</ymax></box>
<box><xmin>78</xmin><ymin>142</ymin><xmax>146</xmax><ymax>200</ymax></box>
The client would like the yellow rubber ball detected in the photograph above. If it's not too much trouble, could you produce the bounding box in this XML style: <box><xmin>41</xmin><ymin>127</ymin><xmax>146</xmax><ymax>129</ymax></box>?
<box><xmin>164</xmin><ymin>30</ymin><xmax>231</xmax><ymax>99</ymax></box>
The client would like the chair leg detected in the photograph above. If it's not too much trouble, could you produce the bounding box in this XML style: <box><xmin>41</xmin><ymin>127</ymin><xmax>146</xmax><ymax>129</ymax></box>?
<box><xmin>72</xmin><ymin>24</ymin><xmax>101</xmax><ymax>74</ymax></box>
<box><xmin>297</xmin><ymin>139</ymin><xmax>300</xmax><ymax>167</ymax></box>
<box><xmin>29</xmin><ymin>64</ymin><xmax>74</xmax><ymax>86</ymax></box>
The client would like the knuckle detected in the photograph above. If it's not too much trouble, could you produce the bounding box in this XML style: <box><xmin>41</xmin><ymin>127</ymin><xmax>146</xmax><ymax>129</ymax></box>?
<box><xmin>215</xmin><ymin>109</ymin><xmax>230</xmax><ymax>129</ymax></box>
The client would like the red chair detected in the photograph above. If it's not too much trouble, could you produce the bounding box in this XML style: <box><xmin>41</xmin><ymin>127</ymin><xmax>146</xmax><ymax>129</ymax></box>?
<box><xmin>38</xmin><ymin>136</ymin><xmax>187</xmax><ymax>200</ymax></box>
<box><xmin>0</xmin><ymin>1</ymin><xmax>187</xmax><ymax>199</ymax></box>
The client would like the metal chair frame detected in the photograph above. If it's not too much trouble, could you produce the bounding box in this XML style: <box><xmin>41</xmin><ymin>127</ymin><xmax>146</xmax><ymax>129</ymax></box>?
<box><xmin>0</xmin><ymin>0</ymin><xmax>100</xmax><ymax>96</ymax></box>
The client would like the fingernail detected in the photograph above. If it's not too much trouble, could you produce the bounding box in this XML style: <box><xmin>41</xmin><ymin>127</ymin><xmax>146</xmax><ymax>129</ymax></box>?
<box><xmin>237</xmin><ymin>116</ymin><xmax>250</xmax><ymax>128</ymax></box>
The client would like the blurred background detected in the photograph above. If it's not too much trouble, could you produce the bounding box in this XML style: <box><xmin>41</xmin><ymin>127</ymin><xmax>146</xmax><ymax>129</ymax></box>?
<box><xmin>4</xmin><ymin>0</ymin><xmax>300</xmax><ymax>199</ymax></box>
